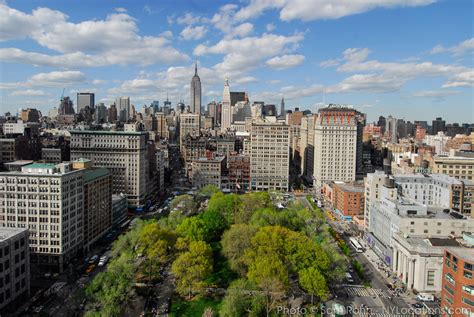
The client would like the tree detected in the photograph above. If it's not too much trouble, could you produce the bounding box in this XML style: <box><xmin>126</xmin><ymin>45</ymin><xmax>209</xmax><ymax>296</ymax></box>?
<box><xmin>298</xmin><ymin>266</ymin><xmax>328</xmax><ymax>304</ymax></box>
<box><xmin>159</xmin><ymin>209</ymin><xmax>186</xmax><ymax>229</ymax></box>
<box><xmin>200</xmin><ymin>208</ymin><xmax>229</xmax><ymax>241</ymax></box>
<box><xmin>171</xmin><ymin>194</ymin><xmax>196</xmax><ymax>214</ymax></box>
<box><xmin>172</xmin><ymin>240</ymin><xmax>213</xmax><ymax>299</ymax></box>
<box><xmin>197</xmin><ymin>185</ymin><xmax>221</xmax><ymax>198</ymax></box>
<box><xmin>247</xmin><ymin>255</ymin><xmax>288</xmax><ymax>317</ymax></box>
<box><xmin>236</xmin><ymin>192</ymin><xmax>272</xmax><ymax>223</ymax></box>
<box><xmin>176</xmin><ymin>216</ymin><xmax>207</xmax><ymax>241</ymax></box>
<box><xmin>220</xmin><ymin>279</ymin><xmax>264</xmax><ymax>317</ymax></box>
<box><xmin>221</xmin><ymin>224</ymin><xmax>258</xmax><ymax>276</ymax></box>
<box><xmin>207</xmin><ymin>192</ymin><xmax>242</xmax><ymax>223</ymax></box>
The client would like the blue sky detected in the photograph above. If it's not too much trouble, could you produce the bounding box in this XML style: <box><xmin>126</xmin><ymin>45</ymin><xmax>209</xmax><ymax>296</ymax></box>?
<box><xmin>0</xmin><ymin>0</ymin><xmax>472</xmax><ymax>122</ymax></box>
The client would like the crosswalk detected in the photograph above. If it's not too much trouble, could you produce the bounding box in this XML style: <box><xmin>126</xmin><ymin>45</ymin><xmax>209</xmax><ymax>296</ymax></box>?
<box><xmin>344</xmin><ymin>286</ymin><xmax>395</xmax><ymax>298</ymax></box>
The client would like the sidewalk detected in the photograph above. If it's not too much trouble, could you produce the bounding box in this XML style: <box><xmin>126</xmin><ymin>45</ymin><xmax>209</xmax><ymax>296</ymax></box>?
<box><xmin>358</xmin><ymin>240</ymin><xmax>415</xmax><ymax>304</ymax></box>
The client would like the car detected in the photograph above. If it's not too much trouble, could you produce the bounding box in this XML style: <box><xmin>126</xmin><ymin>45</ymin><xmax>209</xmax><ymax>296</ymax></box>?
<box><xmin>44</xmin><ymin>272</ymin><xmax>52</xmax><ymax>278</ymax></box>
<box><xmin>412</xmin><ymin>303</ymin><xmax>423</xmax><ymax>309</ymax></box>
<box><xmin>89</xmin><ymin>255</ymin><xmax>99</xmax><ymax>264</ymax></box>
<box><xmin>348</xmin><ymin>266</ymin><xmax>354</xmax><ymax>273</ymax></box>
<box><xmin>98</xmin><ymin>256</ymin><xmax>108</xmax><ymax>267</ymax></box>
<box><xmin>85</xmin><ymin>264</ymin><xmax>96</xmax><ymax>274</ymax></box>
<box><xmin>417</xmin><ymin>293</ymin><xmax>435</xmax><ymax>302</ymax></box>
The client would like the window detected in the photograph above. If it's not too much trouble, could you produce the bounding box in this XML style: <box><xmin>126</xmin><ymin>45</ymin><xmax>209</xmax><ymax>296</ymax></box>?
<box><xmin>464</xmin><ymin>270</ymin><xmax>472</xmax><ymax>279</ymax></box>
<box><xmin>462</xmin><ymin>297</ymin><xmax>474</xmax><ymax>307</ymax></box>
<box><xmin>427</xmin><ymin>271</ymin><xmax>436</xmax><ymax>286</ymax></box>
<box><xmin>445</xmin><ymin>273</ymin><xmax>455</xmax><ymax>285</ymax></box>
<box><xmin>462</xmin><ymin>285</ymin><xmax>474</xmax><ymax>295</ymax></box>
<box><xmin>444</xmin><ymin>284</ymin><xmax>455</xmax><ymax>295</ymax></box>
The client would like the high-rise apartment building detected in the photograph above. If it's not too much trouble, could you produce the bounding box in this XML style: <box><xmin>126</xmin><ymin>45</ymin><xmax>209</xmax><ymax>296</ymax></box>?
<box><xmin>190</xmin><ymin>62</ymin><xmax>202</xmax><ymax>118</ymax></box>
<box><xmin>250</xmin><ymin>121</ymin><xmax>290</xmax><ymax>191</ymax></box>
<box><xmin>221</xmin><ymin>79</ymin><xmax>231</xmax><ymax>132</ymax></box>
<box><xmin>77</xmin><ymin>93</ymin><xmax>95</xmax><ymax>113</ymax></box>
<box><xmin>70</xmin><ymin>131</ymin><xmax>148</xmax><ymax>208</ymax></box>
<box><xmin>299</xmin><ymin>114</ymin><xmax>317</xmax><ymax>180</ymax></box>
<box><xmin>179</xmin><ymin>113</ymin><xmax>200</xmax><ymax>152</ymax></box>
<box><xmin>0</xmin><ymin>163</ymin><xmax>84</xmax><ymax>270</ymax></box>
<box><xmin>0</xmin><ymin>228</ymin><xmax>29</xmax><ymax>310</ymax></box>
<box><xmin>432</xmin><ymin>117</ymin><xmax>446</xmax><ymax>135</ymax></box>
<box><xmin>313</xmin><ymin>105</ymin><xmax>363</xmax><ymax>189</ymax></box>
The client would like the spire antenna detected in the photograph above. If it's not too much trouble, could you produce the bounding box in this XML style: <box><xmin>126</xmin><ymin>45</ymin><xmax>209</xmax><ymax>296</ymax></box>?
<box><xmin>195</xmin><ymin>60</ymin><xmax>198</xmax><ymax>75</ymax></box>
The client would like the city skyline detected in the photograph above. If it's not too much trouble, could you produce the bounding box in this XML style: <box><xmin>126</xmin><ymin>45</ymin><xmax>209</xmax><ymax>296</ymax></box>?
<box><xmin>0</xmin><ymin>0</ymin><xmax>473</xmax><ymax>122</ymax></box>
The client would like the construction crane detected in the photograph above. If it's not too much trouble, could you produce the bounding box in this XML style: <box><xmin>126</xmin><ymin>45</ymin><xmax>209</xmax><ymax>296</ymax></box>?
<box><xmin>60</xmin><ymin>88</ymin><xmax>65</xmax><ymax>101</ymax></box>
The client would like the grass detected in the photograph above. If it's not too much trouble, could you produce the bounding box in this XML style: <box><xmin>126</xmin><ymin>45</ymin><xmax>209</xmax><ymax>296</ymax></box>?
<box><xmin>170</xmin><ymin>296</ymin><xmax>222</xmax><ymax>317</ymax></box>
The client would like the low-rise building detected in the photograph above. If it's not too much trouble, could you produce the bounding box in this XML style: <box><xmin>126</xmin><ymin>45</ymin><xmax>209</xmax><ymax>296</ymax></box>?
<box><xmin>41</xmin><ymin>148</ymin><xmax>62</xmax><ymax>164</ymax></box>
<box><xmin>0</xmin><ymin>228</ymin><xmax>29</xmax><ymax>311</ymax></box>
<box><xmin>227</xmin><ymin>152</ymin><xmax>250</xmax><ymax>193</ymax></box>
<box><xmin>332</xmin><ymin>182</ymin><xmax>365</xmax><ymax>219</ymax></box>
<box><xmin>432</xmin><ymin>150</ymin><xmax>474</xmax><ymax>181</ymax></box>
<box><xmin>191</xmin><ymin>155</ymin><xmax>226</xmax><ymax>189</ymax></box>
<box><xmin>441</xmin><ymin>245</ymin><xmax>474</xmax><ymax>315</ymax></box>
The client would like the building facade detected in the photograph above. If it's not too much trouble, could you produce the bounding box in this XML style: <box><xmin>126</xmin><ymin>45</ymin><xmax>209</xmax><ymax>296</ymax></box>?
<box><xmin>70</xmin><ymin>130</ymin><xmax>148</xmax><ymax>208</ymax></box>
<box><xmin>250</xmin><ymin>121</ymin><xmax>290</xmax><ymax>191</ymax></box>
<box><xmin>0</xmin><ymin>228</ymin><xmax>29</xmax><ymax>311</ymax></box>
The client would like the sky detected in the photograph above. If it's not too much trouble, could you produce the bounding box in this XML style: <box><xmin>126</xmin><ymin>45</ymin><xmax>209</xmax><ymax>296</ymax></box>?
<box><xmin>0</xmin><ymin>0</ymin><xmax>472</xmax><ymax>123</ymax></box>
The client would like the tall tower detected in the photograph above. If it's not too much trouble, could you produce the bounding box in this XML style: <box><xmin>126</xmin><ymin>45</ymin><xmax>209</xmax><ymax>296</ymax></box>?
<box><xmin>190</xmin><ymin>61</ymin><xmax>202</xmax><ymax>119</ymax></box>
<box><xmin>221</xmin><ymin>78</ymin><xmax>231</xmax><ymax>132</ymax></box>
<box><xmin>280</xmin><ymin>97</ymin><xmax>285</xmax><ymax>117</ymax></box>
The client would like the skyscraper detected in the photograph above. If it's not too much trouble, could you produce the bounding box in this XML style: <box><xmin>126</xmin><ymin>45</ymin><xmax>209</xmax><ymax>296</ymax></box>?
<box><xmin>432</xmin><ymin>117</ymin><xmax>446</xmax><ymax>135</ymax></box>
<box><xmin>116</xmin><ymin>97</ymin><xmax>130</xmax><ymax>122</ymax></box>
<box><xmin>221</xmin><ymin>78</ymin><xmax>231</xmax><ymax>131</ymax></box>
<box><xmin>190</xmin><ymin>62</ymin><xmax>202</xmax><ymax>118</ymax></box>
<box><xmin>280</xmin><ymin>97</ymin><xmax>285</xmax><ymax>117</ymax></box>
<box><xmin>313</xmin><ymin>105</ymin><xmax>364</xmax><ymax>188</ymax></box>
<box><xmin>77</xmin><ymin>92</ymin><xmax>95</xmax><ymax>112</ymax></box>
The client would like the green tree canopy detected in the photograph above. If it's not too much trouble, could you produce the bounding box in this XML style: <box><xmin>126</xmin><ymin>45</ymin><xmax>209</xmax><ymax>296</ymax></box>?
<box><xmin>207</xmin><ymin>192</ymin><xmax>242</xmax><ymax>223</ymax></box>
<box><xmin>172</xmin><ymin>240</ymin><xmax>213</xmax><ymax>299</ymax></box>
<box><xmin>221</xmin><ymin>224</ymin><xmax>258</xmax><ymax>276</ymax></box>
<box><xmin>298</xmin><ymin>266</ymin><xmax>329</xmax><ymax>304</ymax></box>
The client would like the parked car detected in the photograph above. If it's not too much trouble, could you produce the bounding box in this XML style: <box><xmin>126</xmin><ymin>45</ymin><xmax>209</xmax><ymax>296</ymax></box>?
<box><xmin>85</xmin><ymin>264</ymin><xmax>96</xmax><ymax>274</ymax></box>
<box><xmin>89</xmin><ymin>255</ymin><xmax>99</xmax><ymax>264</ymax></box>
<box><xmin>98</xmin><ymin>256</ymin><xmax>108</xmax><ymax>267</ymax></box>
<box><xmin>417</xmin><ymin>293</ymin><xmax>435</xmax><ymax>302</ymax></box>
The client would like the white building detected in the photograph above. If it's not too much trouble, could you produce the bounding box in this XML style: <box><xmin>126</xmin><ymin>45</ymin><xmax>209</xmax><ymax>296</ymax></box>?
<box><xmin>221</xmin><ymin>78</ymin><xmax>231</xmax><ymax>132</ymax></box>
<box><xmin>179</xmin><ymin>113</ymin><xmax>200</xmax><ymax>152</ymax></box>
<box><xmin>0</xmin><ymin>163</ymin><xmax>84</xmax><ymax>270</ymax></box>
<box><xmin>70</xmin><ymin>130</ymin><xmax>148</xmax><ymax>208</ymax></box>
<box><xmin>250</xmin><ymin>121</ymin><xmax>290</xmax><ymax>191</ymax></box>
<box><xmin>313</xmin><ymin>105</ymin><xmax>362</xmax><ymax>189</ymax></box>
<box><xmin>77</xmin><ymin>92</ymin><xmax>95</xmax><ymax>112</ymax></box>
<box><xmin>116</xmin><ymin>97</ymin><xmax>130</xmax><ymax>122</ymax></box>
<box><xmin>424</xmin><ymin>131</ymin><xmax>451</xmax><ymax>155</ymax></box>
<box><xmin>364</xmin><ymin>171</ymin><xmax>390</xmax><ymax>231</ymax></box>
<box><xmin>0</xmin><ymin>227</ymin><xmax>30</xmax><ymax>310</ymax></box>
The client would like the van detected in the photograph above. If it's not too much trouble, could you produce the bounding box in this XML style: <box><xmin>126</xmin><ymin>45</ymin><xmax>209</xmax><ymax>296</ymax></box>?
<box><xmin>345</xmin><ymin>273</ymin><xmax>354</xmax><ymax>283</ymax></box>
<box><xmin>417</xmin><ymin>293</ymin><xmax>434</xmax><ymax>302</ymax></box>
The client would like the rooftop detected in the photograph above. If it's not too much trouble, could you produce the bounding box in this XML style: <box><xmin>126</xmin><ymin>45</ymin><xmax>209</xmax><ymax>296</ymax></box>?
<box><xmin>447</xmin><ymin>247</ymin><xmax>474</xmax><ymax>263</ymax></box>
<box><xmin>334</xmin><ymin>182</ymin><xmax>364</xmax><ymax>193</ymax></box>
<box><xmin>3</xmin><ymin>160</ymin><xmax>33</xmax><ymax>166</ymax></box>
<box><xmin>25</xmin><ymin>163</ymin><xmax>56</xmax><ymax>169</ymax></box>
<box><xmin>0</xmin><ymin>227</ymin><xmax>28</xmax><ymax>242</ymax></box>
<box><xmin>70</xmin><ymin>130</ymin><xmax>146</xmax><ymax>136</ymax></box>
<box><xmin>84</xmin><ymin>168</ymin><xmax>111</xmax><ymax>183</ymax></box>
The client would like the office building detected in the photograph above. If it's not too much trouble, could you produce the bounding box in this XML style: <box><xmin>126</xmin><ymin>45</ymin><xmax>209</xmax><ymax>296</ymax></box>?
<box><xmin>77</xmin><ymin>93</ymin><xmax>95</xmax><ymax>113</ymax></box>
<box><xmin>108</xmin><ymin>104</ymin><xmax>117</xmax><ymax>123</ymax></box>
<box><xmin>0</xmin><ymin>228</ymin><xmax>29</xmax><ymax>310</ymax></box>
<box><xmin>190</xmin><ymin>62</ymin><xmax>202</xmax><ymax>117</ymax></box>
<box><xmin>73</xmin><ymin>159</ymin><xmax>112</xmax><ymax>251</ymax></box>
<box><xmin>58</xmin><ymin>96</ymin><xmax>75</xmax><ymax>115</ymax></box>
<box><xmin>179</xmin><ymin>113</ymin><xmax>200</xmax><ymax>153</ymax></box>
<box><xmin>70</xmin><ymin>130</ymin><xmax>148</xmax><ymax>208</ymax></box>
<box><xmin>299</xmin><ymin>114</ymin><xmax>317</xmax><ymax>181</ymax></box>
<box><xmin>116</xmin><ymin>97</ymin><xmax>130</xmax><ymax>122</ymax></box>
<box><xmin>432</xmin><ymin>150</ymin><xmax>474</xmax><ymax>181</ymax></box>
<box><xmin>313</xmin><ymin>105</ymin><xmax>364</xmax><ymax>189</ymax></box>
<box><xmin>191</xmin><ymin>154</ymin><xmax>226</xmax><ymax>189</ymax></box>
<box><xmin>280</xmin><ymin>97</ymin><xmax>285</xmax><ymax>117</ymax></box>
<box><xmin>112</xmin><ymin>194</ymin><xmax>127</xmax><ymax>225</ymax></box>
<box><xmin>227</xmin><ymin>152</ymin><xmax>250</xmax><ymax>193</ymax></box>
<box><xmin>0</xmin><ymin>163</ymin><xmax>84</xmax><ymax>271</ymax></box>
<box><xmin>250</xmin><ymin>121</ymin><xmax>290</xmax><ymax>191</ymax></box>
<box><xmin>432</xmin><ymin>117</ymin><xmax>446</xmax><ymax>135</ymax></box>
<box><xmin>441</xmin><ymin>246</ymin><xmax>474</xmax><ymax>315</ymax></box>
<box><xmin>41</xmin><ymin>148</ymin><xmax>62</xmax><ymax>164</ymax></box>
<box><xmin>19</xmin><ymin>108</ymin><xmax>40</xmax><ymax>123</ymax></box>
<box><xmin>221</xmin><ymin>79</ymin><xmax>231</xmax><ymax>132</ymax></box>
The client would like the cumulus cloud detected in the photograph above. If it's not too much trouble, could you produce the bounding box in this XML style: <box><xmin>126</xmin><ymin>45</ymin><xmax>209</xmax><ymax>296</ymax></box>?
<box><xmin>177</xmin><ymin>12</ymin><xmax>203</xmax><ymax>25</ymax></box>
<box><xmin>180</xmin><ymin>25</ymin><xmax>207</xmax><ymax>41</ymax></box>
<box><xmin>0</xmin><ymin>4</ymin><xmax>188</xmax><ymax>67</ymax></box>
<box><xmin>235</xmin><ymin>0</ymin><xmax>435</xmax><ymax>22</ymax></box>
<box><xmin>266</xmin><ymin>23</ymin><xmax>276</xmax><ymax>32</ymax></box>
<box><xmin>430</xmin><ymin>38</ymin><xmax>474</xmax><ymax>56</ymax></box>
<box><xmin>194</xmin><ymin>32</ymin><xmax>304</xmax><ymax>77</ymax></box>
<box><xmin>442</xmin><ymin>70</ymin><xmax>474</xmax><ymax>88</ymax></box>
<box><xmin>266</xmin><ymin>54</ymin><xmax>305</xmax><ymax>70</ymax></box>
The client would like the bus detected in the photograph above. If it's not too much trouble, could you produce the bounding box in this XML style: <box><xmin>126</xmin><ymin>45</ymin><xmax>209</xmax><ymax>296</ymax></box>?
<box><xmin>349</xmin><ymin>237</ymin><xmax>364</xmax><ymax>253</ymax></box>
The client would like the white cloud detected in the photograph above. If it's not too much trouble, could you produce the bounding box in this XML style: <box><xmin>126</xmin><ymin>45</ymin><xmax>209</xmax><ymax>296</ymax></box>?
<box><xmin>266</xmin><ymin>54</ymin><xmax>305</xmax><ymax>70</ymax></box>
<box><xmin>159</xmin><ymin>30</ymin><xmax>173</xmax><ymax>39</ymax></box>
<box><xmin>177</xmin><ymin>13</ymin><xmax>203</xmax><ymax>25</ymax></box>
<box><xmin>210</xmin><ymin>4</ymin><xmax>254</xmax><ymax>39</ymax></box>
<box><xmin>319</xmin><ymin>59</ymin><xmax>340</xmax><ymax>68</ymax></box>
<box><xmin>10</xmin><ymin>89</ymin><xmax>47</xmax><ymax>96</ymax></box>
<box><xmin>235</xmin><ymin>76</ymin><xmax>258</xmax><ymax>84</ymax></box>
<box><xmin>180</xmin><ymin>25</ymin><xmax>207</xmax><ymax>41</ymax></box>
<box><xmin>268</xmin><ymin>79</ymin><xmax>281</xmax><ymax>84</ymax></box>
<box><xmin>413</xmin><ymin>90</ymin><xmax>461</xmax><ymax>97</ymax></box>
<box><xmin>114</xmin><ymin>7</ymin><xmax>127</xmax><ymax>13</ymax></box>
<box><xmin>430</xmin><ymin>38</ymin><xmax>474</xmax><ymax>56</ymax></box>
<box><xmin>0</xmin><ymin>4</ymin><xmax>188</xmax><ymax>67</ymax></box>
<box><xmin>92</xmin><ymin>79</ymin><xmax>107</xmax><ymax>85</ymax></box>
<box><xmin>194</xmin><ymin>32</ymin><xmax>304</xmax><ymax>77</ymax></box>
<box><xmin>143</xmin><ymin>5</ymin><xmax>158</xmax><ymax>15</ymax></box>
<box><xmin>266</xmin><ymin>23</ymin><xmax>276</xmax><ymax>32</ymax></box>
<box><xmin>442</xmin><ymin>70</ymin><xmax>474</xmax><ymax>88</ymax></box>
<box><xmin>28</xmin><ymin>71</ymin><xmax>86</xmax><ymax>86</ymax></box>
<box><xmin>235</xmin><ymin>0</ymin><xmax>434</xmax><ymax>22</ymax></box>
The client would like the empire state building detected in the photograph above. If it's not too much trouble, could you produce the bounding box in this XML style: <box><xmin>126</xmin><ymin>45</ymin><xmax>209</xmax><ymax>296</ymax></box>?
<box><xmin>190</xmin><ymin>61</ymin><xmax>201</xmax><ymax>116</ymax></box>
